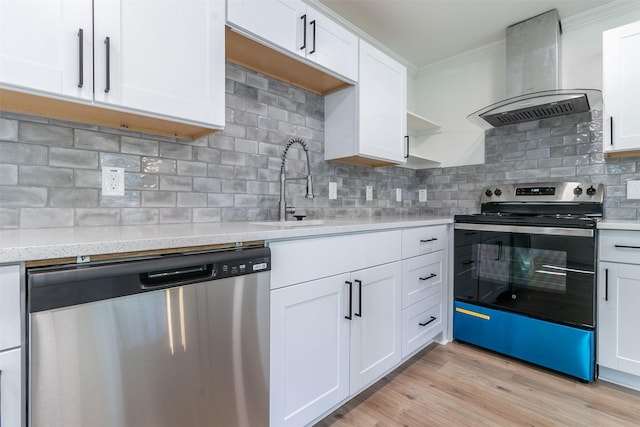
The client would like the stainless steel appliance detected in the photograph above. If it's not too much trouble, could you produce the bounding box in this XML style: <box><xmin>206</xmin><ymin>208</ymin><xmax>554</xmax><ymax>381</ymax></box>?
<box><xmin>27</xmin><ymin>246</ymin><xmax>270</xmax><ymax>427</ymax></box>
<box><xmin>453</xmin><ymin>182</ymin><xmax>603</xmax><ymax>381</ymax></box>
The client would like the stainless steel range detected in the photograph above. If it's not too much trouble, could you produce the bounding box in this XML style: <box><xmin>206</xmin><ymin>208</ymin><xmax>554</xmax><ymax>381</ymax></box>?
<box><xmin>453</xmin><ymin>182</ymin><xmax>603</xmax><ymax>382</ymax></box>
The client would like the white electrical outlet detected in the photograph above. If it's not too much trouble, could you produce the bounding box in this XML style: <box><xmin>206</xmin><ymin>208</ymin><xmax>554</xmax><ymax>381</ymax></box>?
<box><xmin>419</xmin><ymin>189</ymin><xmax>427</xmax><ymax>202</ymax></box>
<box><xmin>329</xmin><ymin>182</ymin><xmax>338</xmax><ymax>200</ymax></box>
<box><xmin>396</xmin><ymin>188</ymin><xmax>402</xmax><ymax>202</ymax></box>
<box><xmin>627</xmin><ymin>180</ymin><xmax>640</xmax><ymax>200</ymax></box>
<box><xmin>366</xmin><ymin>186</ymin><xmax>373</xmax><ymax>201</ymax></box>
<box><xmin>102</xmin><ymin>167</ymin><xmax>125</xmax><ymax>196</ymax></box>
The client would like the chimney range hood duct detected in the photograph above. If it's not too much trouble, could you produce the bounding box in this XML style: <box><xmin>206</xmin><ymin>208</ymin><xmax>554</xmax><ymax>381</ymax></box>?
<box><xmin>468</xmin><ymin>9</ymin><xmax>602</xmax><ymax>129</ymax></box>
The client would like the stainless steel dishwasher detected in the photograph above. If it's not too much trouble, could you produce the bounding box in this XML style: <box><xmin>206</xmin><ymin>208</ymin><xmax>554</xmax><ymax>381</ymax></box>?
<box><xmin>26</xmin><ymin>246</ymin><xmax>270</xmax><ymax>427</ymax></box>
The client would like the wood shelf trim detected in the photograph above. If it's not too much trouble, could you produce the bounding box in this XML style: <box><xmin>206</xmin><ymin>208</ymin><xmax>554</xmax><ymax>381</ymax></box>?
<box><xmin>225</xmin><ymin>26</ymin><xmax>352</xmax><ymax>96</ymax></box>
<box><xmin>0</xmin><ymin>88</ymin><xmax>220</xmax><ymax>140</ymax></box>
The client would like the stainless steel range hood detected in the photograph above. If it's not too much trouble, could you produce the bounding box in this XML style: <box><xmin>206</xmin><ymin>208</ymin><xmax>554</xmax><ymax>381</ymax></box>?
<box><xmin>468</xmin><ymin>9</ymin><xmax>602</xmax><ymax>129</ymax></box>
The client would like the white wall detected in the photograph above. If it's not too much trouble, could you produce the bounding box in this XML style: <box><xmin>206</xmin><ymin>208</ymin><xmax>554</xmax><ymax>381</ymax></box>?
<box><xmin>411</xmin><ymin>1</ymin><xmax>640</xmax><ymax>168</ymax></box>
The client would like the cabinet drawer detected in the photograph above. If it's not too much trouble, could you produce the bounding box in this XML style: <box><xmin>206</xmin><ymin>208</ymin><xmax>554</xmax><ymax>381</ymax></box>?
<box><xmin>402</xmin><ymin>225</ymin><xmax>447</xmax><ymax>258</ymax></box>
<box><xmin>0</xmin><ymin>348</ymin><xmax>22</xmax><ymax>427</ymax></box>
<box><xmin>401</xmin><ymin>293</ymin><xmax>443</xmax><ymax>358</ymax></box>
<box><xmin>0</xmin><ymin>264</ymin><xmax>21</xmax><ymax>351</ymax></box>
<box><xmin>270</xmin><ymin>230</ymin><xmax>402</xmax><ymax>289</ymax></box>
<box><xmin>402</xmin><ymin>252</ymin><xmax>444</xmax><ymax>308</ymax></box>
<box><xmin>599</xmin><ymin>230</ymin><xmax>640</xmax><ymax>264</ymax></box>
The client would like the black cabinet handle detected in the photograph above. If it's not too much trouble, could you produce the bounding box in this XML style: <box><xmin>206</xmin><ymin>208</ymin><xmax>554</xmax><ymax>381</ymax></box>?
<box><xmin>77</xmin><ymin>28</ymin><xmax>84</xmax><ymax>88</ymax></box>
<box><xmin>404</xmin><ymin>135</ymin><xmax>409</xmax><ymax>159</ymax></box>
<box><xmin>354</xmin><ymin>279</ymin><xmax>362</xmax><ymax>317</ymax></box>
<box><xmin>300</xmin><ymin>14</ymin><xmax>307</xmax><ymax>50</ymax></box>
<box><xmin>104</xmin><ymin>36</ymin><xmax>111</xmax><ymax>93</ymax></box>
<box><xmin>419</xmin><ymin>316</ymin><xmax>437</xmax><ymax>327</ymax></box>
<box><xmin>345</xmin><ymin>280</ymin><xmax>352</xmax><ymax>320</ymax></box>
<box><xmin>462</xmin><ymin>260</ymin><xmax>475</xmax><ymax>265</ymax></box>
<box><xmin>419</xmin><ymin>273</ymin><xmax>437</xmax><ymax>281</ymax></box>
<box><xmin>605</xmin><ymin>268</ymin><xmax>609</xmax><ymax>302</ymax></box>
<box><xmin>614</xmin><ymin>244</ymin><xmax>640</xmax><ymax>250</ymax></box>
<box><xmin>496</xmin><ymin>241</ymin><xmax>503</xmax><ymax>260</ymax></box>
<box><xmin>309</xmin><ymin>19</ymin><xmax>316</xmax><ymax>54</ymax></box>
<box><xmin>610</xmin><ymin>116</ymin><xmax>614</xmax><ymax>146</ymax></box>
<box><xmin>420</xmin><ymin>237</ymin><xmax>437</xmax><ymax>243</ymax></box>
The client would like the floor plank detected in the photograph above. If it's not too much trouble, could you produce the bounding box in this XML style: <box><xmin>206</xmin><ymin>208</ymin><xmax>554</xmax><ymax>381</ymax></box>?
<box><xmin>315</xmin><ymin>342</ymin><xmax>640</xmax><ymax>427</ymax></box>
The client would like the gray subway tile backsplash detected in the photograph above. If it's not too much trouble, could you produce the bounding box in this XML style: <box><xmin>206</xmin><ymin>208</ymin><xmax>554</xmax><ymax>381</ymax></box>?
<box><xmin>2</xmin><ymin>62</ymin><xmax>640</xmax><ymax>228</ymax></box>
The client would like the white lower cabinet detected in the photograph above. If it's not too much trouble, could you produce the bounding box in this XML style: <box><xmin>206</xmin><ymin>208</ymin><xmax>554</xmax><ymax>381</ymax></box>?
<box><xmin>349</xmin><ymin>262</ymin><xmax>402</xmax><ymax>394</ymax></box>
<box><xmin>598</xmin><ymin>230</ymin><xmax>640</xmax><ymax>389</ymax></box>
<box><xmin>270</xmin><ymin>273</ymin><xmax>351</xmax><ymax>427</ymax></box>
<box><xmin>599</xmin><ymin>262</ymin><xmax>640</xmax><ymax>376</ymax></box>
<box><xmin>0</xmin><ymin>348</ymin><xmax>22</xmax><ymax>427</ymax></box>
<box><xmin>270</xmin><ymin>262</ymin><xmax>402</xmax><ymax>427</ymax></box>
<box><xmin>0</xmin><ymin>264</ymin><xmax>23</xmax><ymax>427</ymax></box>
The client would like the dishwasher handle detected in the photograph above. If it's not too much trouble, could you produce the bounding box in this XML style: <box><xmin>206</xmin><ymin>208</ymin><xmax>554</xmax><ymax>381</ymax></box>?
<box><xmin>140</xmin><ymin>264</ymin><xmax>213</xmax><ymax>288</ymax></box>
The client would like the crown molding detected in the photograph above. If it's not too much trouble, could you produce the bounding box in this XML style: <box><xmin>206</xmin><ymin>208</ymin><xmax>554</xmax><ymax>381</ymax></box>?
<box><xmin>561</xmin><ymin>0</ymin><xmax>640</xmax><ymax>32</ymax></box>
<box><xmin>416</xmin><ymin>39</ymin><xmax>505</xmax><ymax>77</ymax></box>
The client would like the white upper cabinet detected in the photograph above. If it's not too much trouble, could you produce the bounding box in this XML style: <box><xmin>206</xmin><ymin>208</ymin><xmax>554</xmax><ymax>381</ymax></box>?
<box><xmin>226</xmin><ymin>0</ymin><xmax>358</xmax><ymax>81</ymax></box>
<box><xmin>603</xmin><ymin>20</ymin><xmax>640</xmax><ymax>154</ymax></box>
<box><xmin>93</xmin><ymin>0</ymin><xmax>225</xmax><ymax>126</ymax></box>
<box><xmin>325</xmin><ymin>40</ymin><xmax>407</xmax><ymax>167</ymax></box>
<box><xmin>1</xmin><ymin>0</ymin><xmax>224</xmax><ymax>137</ymax></box>
<box><xmin>0</xmin><ymin>0</ymin><xmax>93</xmax><ymax>101</ymax></box>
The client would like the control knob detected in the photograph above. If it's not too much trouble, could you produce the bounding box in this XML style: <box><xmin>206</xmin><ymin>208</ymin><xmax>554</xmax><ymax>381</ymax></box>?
<box><xmin>573</xmin><ymin>186</ymin><xmax>583</xmax><ymax>196</ymax></box>
<box><xmin>586</xmin><ymin>186</ymin><xmax>597</xmax><ymax>196</ymax></box>
<box><xmin>485</xmin><ymin>189</ymin><xmax>493</xmax><ymax>197</ymax></box>
<box><xmin>494</xmin><ymin>188</ymin><xmax>502</xmax><ymax>197</ymax></box>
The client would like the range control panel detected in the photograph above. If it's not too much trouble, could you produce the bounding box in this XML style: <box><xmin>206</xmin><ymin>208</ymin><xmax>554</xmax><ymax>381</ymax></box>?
<box><xmin>480</xmin><ymin>182</ymin><xmax>604</xmax><ymax>204</ymax></box>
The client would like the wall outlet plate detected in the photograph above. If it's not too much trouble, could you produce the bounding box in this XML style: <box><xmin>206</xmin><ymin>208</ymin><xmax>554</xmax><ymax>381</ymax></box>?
<box><xmin>627</xmin><ymin>180</ymin><xmax>640</xmax><ymax>200</ymax></box>
<box><xmin>396</xmin><ymin>188</ymin><xmax>402</xmax><ymax>202</ymax></box>
<box><xmin>102</xmin><ymin>167</ymin><xmax>125</xmax><ymax>196</ymax></box>
<box><xmin>419</xmin><ymin>189</ymin><xmax>427</xmax><ymax>202</ymax></box>
<box><xmin>366</xmin><ymin>186</ymin><xmax>373</xmax><ymax>201</ymax></box>
<box><xmin>329</xmin><ymin>182</ymin><xmax>338</xmax><ymax>200</ymax></box>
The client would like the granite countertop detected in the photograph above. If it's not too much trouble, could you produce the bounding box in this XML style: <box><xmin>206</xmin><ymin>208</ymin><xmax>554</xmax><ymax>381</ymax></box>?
<box><xmin>0</xmin><ymin>216</ymin><xmax>453</xmax><ymax>263</ymax></box>
<box><xmin>598</xmin><ymin>219</ymin><xmax>640</xmax><ymax>231</ymax></box>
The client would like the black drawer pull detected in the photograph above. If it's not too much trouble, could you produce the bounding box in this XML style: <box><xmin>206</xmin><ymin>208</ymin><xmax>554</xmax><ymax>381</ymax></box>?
<box><xmin>77</xmin><ymin>28</ymin><xmax>84</xmax><ymax>88</ymax></box>
<box><xmin>104</xmin><ymin>36</ymin><xmax>111</xmax><ymax>93</ymax></box>
<box><xmin>462</xmin><ymin>260</ymin><xmax>475</xmax><ymax>265</ymax></box>
<box><xmin>605</xmin><ymin>268</ymin><xmax>609</xmax><ymax>302</ymax></box>
<box><xmin>354</xmin><ymin>279</ymin><xmax>362</xmax><ymax>317</ymax></box>
<box><xmin>420</xmin><ymin>238</ymin><xmax>437</xmax><ymax>243</ymax></box>
<box><xmin>419</xmin><ymin>316</ymin><xmax>437</xmax><ymax>327</ymax></box>
<box><xmin>419</xmin><ymin>273</ymin><xmax>437</xmax><ymax>281</ymax></box>
<box><xmin>614</xmin><ymin>244</ymin><xmax>640</xmax><ymax>250</ymax></box>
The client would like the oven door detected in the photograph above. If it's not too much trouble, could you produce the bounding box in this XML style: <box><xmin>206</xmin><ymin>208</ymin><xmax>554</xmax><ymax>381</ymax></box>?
<box><xmin>454</xmin><ymin>223</ymin><xmax>596</xmax><ymax>328</ymax></box>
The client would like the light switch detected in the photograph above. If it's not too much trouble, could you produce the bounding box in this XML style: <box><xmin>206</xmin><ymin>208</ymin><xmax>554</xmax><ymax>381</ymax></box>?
<box><xmin>366</xmin><ymin>186</ymin><xmax>373</xmax><ymax>201</ymax></box>
<box><xmin>419</xmin><ymin>189</ymin><xmax>427</xmax><ymax>202</ymax></box>
<box><xmin>396</xmin><ymin>188</ymin><xmax>402</xmax><ymax>202</ymax></box>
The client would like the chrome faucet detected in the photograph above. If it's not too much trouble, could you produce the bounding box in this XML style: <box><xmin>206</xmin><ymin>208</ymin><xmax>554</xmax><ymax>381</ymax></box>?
<box><xmin>279</xmin><ymin>138</ymin><xmax>314</xmax><ymax>221</ymax></box>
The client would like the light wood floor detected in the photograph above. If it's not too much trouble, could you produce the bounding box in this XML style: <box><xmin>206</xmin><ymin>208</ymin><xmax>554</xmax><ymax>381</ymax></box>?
<box><xmin>315</xmin><ymin>342</ymin><xmax>640</xmax><ymax>427</ymax></box>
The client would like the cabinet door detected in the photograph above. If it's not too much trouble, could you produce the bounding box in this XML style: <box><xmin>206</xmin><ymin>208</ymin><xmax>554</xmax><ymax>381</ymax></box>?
<box><xmin>358</xmin><ymin>40</ymin><xmax>407</xmax><ymax>163</ymax></box>
<box><xmin>270</xmin><ymin>274</ymin><xmax>350</xmax><ymax>427</ymax></box>
<box><xmin>0</xmin><ymin>264</ymin><xmax>21</xmax><ymax>351</ymax></box>
<box><xmin>94</xmin><ymin>0</ymin><xmax>224</xmax><ymax>126</ymax></box>
<box><xmin>227</xmin><ymin>0</ymin><xmax>306</xmax><ymax>58</ymax></box>
<box><xmin>598</xmin><ymin>262</ymin><xmax>640</xmax><ymax>376</ymax></box>
<box><xmin>0</xmin><ymin>348</ymin><xmax>22</xmax><ymax>427</ymax></box>
<box><xmin>603</xmin><ymin>21</ymin><xmax>640</xmax><ymax>152</ymax></box>
<box><xmin>0</xmin><ymin>0</ymin><xmax>93</xmax><ymax>100</ymax></box>
<box><xmin>305</xmin><ymin>7</ymin><xmax>357</xmax><ymax>81</ymax></box>
<box><xmin>350</xmin><ymin>261</ymin><xmax>402</xmax><ymax>394</ymax></box>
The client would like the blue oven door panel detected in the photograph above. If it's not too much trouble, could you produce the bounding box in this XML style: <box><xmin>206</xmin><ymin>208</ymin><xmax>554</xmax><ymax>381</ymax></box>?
<box><xmin>453</xmin><ymin>301</ymin><xmax>594</xmax><ymax>382</ymax></box>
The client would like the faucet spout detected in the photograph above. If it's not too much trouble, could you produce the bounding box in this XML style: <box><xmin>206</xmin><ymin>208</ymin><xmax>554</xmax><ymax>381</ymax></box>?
<box><xmin>279</xmin><ymin>138</ymin><xmax>314</xmax><ymax>221</ymax></box>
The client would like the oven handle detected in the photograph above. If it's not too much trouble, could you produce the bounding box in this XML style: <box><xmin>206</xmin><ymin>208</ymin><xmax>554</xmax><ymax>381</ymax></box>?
<box><xmin>454</xmin><ymin>222</ymin><xmax>594</xmax><ymax>237</ymax></box>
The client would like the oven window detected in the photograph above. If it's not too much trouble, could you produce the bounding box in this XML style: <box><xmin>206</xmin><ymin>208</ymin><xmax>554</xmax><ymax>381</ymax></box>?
<box><xmin>455</xmin><ymin>229</ymin><xmax>596</xmax><ymax>328</ymax></box>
